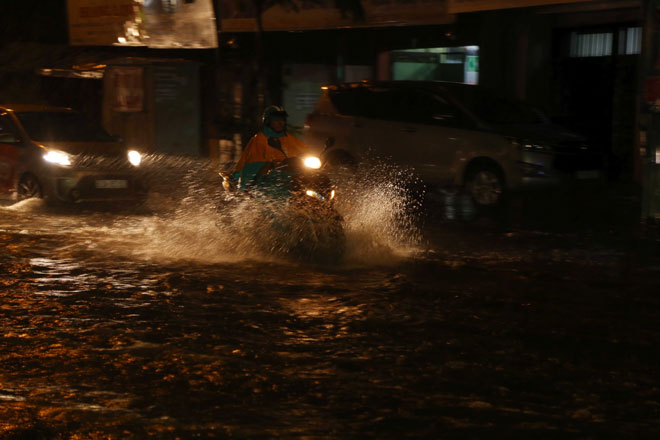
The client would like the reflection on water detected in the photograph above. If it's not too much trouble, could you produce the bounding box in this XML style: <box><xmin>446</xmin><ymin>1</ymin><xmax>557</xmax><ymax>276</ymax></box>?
<box><xmin>0</xmin><ymin>157</ymin><xmax>657</xmax><ymax>438</ymax></box>
<box><xmin>0</xmin><ymin>157</ymin><xmax>430</xmax><ymax>437</ymax></box>
<box><xmin>0</xmin><ymin>241</ymin><xmax>420</xmax><ymax>437</ymax></box>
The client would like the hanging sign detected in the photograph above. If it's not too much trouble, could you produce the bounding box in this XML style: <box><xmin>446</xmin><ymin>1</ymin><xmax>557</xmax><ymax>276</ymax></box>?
<box><xmin>67</xmin><ymin>0</ymin><xmax>136</xmax><ymax>46</ymax></box>
<box><xmin>111</xmin><ymin>66</ymin><xmax>144</xmax><ymax>112</ymax></box>
<box><xmin>67</xmin><ymin>0</ymin><xmax>218</xmax><ymax>48</ymax></box>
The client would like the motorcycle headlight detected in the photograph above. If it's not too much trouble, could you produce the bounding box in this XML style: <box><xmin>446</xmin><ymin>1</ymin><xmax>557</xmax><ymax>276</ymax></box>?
<box><xmin>305</xmin><ymin>189</ymin><xmax>325</xmax><ymax>200</ymax></box>
<box><xmin>303</xmin><ymin>156</ymin><xmax>322</xmax><ymax>169</ymax></box>
<box><xmin>43</xmin><ymin>150</ymin><xmax>71</xmax><ymax>166</ymax></box>
<box><xmin>128</xmin><ymin>150</ymin><xmax>142</xmax><ymax>167</ymax></box>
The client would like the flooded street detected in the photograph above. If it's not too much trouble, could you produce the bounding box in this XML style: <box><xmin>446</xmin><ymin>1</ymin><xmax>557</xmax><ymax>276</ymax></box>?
<box><xmin>1</xmin><ymin>165</ymin><xmax>660</xmax><ymax>439</ymax></box>
<box><xmin>3</xmin><ymin>0</ymin><xmax>660</xmax><ymax>437</ymax></box>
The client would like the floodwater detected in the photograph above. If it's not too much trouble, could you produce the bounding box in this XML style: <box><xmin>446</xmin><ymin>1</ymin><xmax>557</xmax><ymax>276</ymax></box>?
<box><xmin>1</xmin><ymin>158</ymin><xmax>659</xmax><ymax>439</ymax></box>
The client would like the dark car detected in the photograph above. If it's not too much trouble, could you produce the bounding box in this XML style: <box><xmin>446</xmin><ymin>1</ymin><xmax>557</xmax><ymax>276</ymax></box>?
<box><xmin>304</xmin><ymin>81</ymin><xmax>605</xmax><ymax>207</ymax></box>
<box><xmin>0</xmin><ymin>105</ymin><xmax>146</xmax><ymax>204</ymax></box>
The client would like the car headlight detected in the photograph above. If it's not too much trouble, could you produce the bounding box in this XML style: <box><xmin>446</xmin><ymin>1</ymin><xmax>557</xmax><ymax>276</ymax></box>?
<box><xmin>43</xmin><ymin>150</ymin><xmax>71</xmax><ymax>166</ymax></box>
<box><xmin>508</xmin><ymin>137</ymin><xmax>553</xmax><ymax>153</ymax></box>
<box><xmin>522</xmin><ymin>143</ymin><xmax>552</xmax><ymax>152</ymax></box>
<box><xmin>517</xmin><ymin>140</ymin><xmax>552</xmax><ymax>152</ymax></box>
<box><xmin>303</xmin><ymin>156</ymin><xmax>322</xmax><ymax>169</ymax></box>
<box><xmin>128</xmin><ymin>150</ymin><xmax>142</xmax><ymax>167</ymax></box>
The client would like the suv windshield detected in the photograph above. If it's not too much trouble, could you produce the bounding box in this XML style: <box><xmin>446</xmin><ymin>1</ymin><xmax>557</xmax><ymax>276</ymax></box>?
<box><xmin>445</xmin><ymin>85</ymin><xmax>546</xmax><ymax>125</ymax></box>
<box><xmin>15</xmin><ymin>111</ymin><xmax>116</xmax><ymax>142</ymax></box>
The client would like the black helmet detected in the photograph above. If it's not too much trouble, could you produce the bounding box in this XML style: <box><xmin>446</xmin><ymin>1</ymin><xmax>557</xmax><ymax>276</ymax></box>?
<box><xmin>262</xmin><ymin>105</ymin><xmax>288</xmax><ymax>126</ymax></box>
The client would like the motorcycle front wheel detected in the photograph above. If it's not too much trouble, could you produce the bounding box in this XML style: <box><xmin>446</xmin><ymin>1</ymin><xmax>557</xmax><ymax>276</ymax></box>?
<box><xmin>287</xmin><ymin>207</ymin><xmax>345</xmax><ymax>265</ymax></box>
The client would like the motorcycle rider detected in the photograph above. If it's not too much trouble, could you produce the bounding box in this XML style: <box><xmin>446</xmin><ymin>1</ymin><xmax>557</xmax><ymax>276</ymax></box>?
<box><xmin>232</xmin><ymin>105</ymin><xmax>310</xmax><ymax>186</ymax></box>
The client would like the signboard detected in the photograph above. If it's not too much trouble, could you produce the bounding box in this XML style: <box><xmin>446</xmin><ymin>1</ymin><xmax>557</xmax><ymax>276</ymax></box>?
<box><xmin>110</xmin><ymin>67</ymin><xmax>144</xmax><ymax>112</ymax></box>
<box><xmin>67</xmin><ymin>0</ymin><xmax>218</xmax><ymax>48</ymax></box>
<box><xmin>153</xmin><ymin>64</ymin><xmax>202</xmax><ymax>155</ymax></box>
<box><xmin>67</xmin><ymin>0</ymin><xmax>136</xmax><ymax>46</ymax></box>
<box><xmin>447</xmin><ymin>0</ymin><xmax>595</xmax><ymax>13</ymax></box>
<box><xmin>220</xmin><ymin>0</ymin><xmax>454</xmax><ymax>32</ymax></box>
<box><xmin>143</xmin><ymin>0</ymin><xmax>219</xmax><ymax>48</ymax></box>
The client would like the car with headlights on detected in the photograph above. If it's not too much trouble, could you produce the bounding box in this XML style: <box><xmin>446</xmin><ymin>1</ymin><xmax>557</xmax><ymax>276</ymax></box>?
<box><xmin>0</xmin><ymin>105</ymin><xmax>146</xmax><ymax>204</ymax></box>
<box><xmin>304</xmin><ymin>81</ymin><xmax>605</xmax><ymax>207</ymax></box>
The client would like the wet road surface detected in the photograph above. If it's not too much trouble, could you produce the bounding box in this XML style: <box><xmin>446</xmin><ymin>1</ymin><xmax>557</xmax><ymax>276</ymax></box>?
<box><xmin>1</xmin><ymin>168</ymin><xmax>660</xmax><ymax>439</ymax></box>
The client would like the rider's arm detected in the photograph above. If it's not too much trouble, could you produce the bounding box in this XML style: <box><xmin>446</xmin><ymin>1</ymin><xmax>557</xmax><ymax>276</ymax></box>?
<box><xmin>284</xmin><ymin>133</ymin><xmax>311</xmax><ymax>157</ymax></box>
<box><xmin>232</xmin><ymin>134</ymin><xmax>266</xmax><ymax>174</ymax></box>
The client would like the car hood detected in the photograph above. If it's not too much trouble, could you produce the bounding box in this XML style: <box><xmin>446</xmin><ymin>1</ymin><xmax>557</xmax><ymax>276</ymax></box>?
<box><xmin>37</xmin><ymin>140</ymin><xmax>128</xmax><ymax>156</ymax></box>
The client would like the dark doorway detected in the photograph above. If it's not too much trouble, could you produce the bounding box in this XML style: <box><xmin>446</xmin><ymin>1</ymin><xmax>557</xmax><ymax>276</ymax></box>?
<box><xmin>553</xmin><ymin>26</ymin><xmax>640</xmax><ymax>182</ymax></box>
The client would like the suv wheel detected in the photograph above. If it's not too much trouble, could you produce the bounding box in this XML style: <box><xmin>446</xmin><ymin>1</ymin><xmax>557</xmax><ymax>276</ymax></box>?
<box><xmin>465</xmin><ymin>167</ymin><xmax>504</xmax><ymax>207</ymax></box>
<box><xmin>17</xmin><ymin>174</ymin><xmax>43</xmax><ymax>200</ymax></box>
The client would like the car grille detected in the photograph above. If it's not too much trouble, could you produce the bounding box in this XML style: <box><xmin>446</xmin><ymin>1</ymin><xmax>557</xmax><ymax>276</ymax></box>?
<box><xmin>69</xmin><ymin>175</ymin><xmax>144</xmax><ymax>201</ymax></box>
<box><xmin>74</xmin><ymin>154</ymin><xmax>132</xmax><ymax>170</ymax></box>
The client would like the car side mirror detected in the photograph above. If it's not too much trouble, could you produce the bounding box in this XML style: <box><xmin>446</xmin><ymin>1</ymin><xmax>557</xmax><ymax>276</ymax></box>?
<box><xmin>0</xmin><ymin>133</ymin><xmax>20</xmax><ymax>144</ymax></box>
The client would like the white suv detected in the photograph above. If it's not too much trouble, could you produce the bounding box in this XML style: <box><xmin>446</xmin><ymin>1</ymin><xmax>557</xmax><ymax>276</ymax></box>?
<box><xmin>304</xmin><ymin>81</ymin><xmax>604</xmax><ymax>207</ymax></box>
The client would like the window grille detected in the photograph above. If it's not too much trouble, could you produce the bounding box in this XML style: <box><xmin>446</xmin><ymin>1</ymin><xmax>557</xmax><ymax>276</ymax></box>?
<box><xmin>569</xmin><ymin>32</ymin><xmax>613</xmax><ymax>57</ymax></box>
<box><xmin>618</xmin><ymin>26</ymin><xmax>642</xmax><ymax>55</ymax></box>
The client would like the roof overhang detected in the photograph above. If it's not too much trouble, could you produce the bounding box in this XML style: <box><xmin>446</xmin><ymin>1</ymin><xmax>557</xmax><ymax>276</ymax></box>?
<box><xmin>447</xmin><ymin>0</ymin><xmax>600</xmax><ymax>13</ymax></box>
<box><xmin>220</xmin><ymin>0</ymin><xmax>455</xmax><ymax>33</ymax></box>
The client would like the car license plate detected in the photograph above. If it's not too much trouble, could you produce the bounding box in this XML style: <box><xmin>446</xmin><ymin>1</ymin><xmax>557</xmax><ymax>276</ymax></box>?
<box><xmin>576</xmin><ymin>170</ymin><xmax>599</xmax><ymax>180</ymax></box>
<box><xmin>95</xmin><ymin>179</ymin><xmax>128</xmax><ymax>189</ymax></box>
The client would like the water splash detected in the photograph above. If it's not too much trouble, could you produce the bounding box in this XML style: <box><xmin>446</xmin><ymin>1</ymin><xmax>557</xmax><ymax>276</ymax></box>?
<box><xmin>0</xmin><ymin>154</ymin><xmax>425</xmax><ymax>266</ymax></box>
<box><xmin>331</xmin><ymin>158</ymin><xmax>425</xmax><ymax>265</ymax></box>
<box><xmin>1</xmin><ymin>197</ymin><xmax>47</xmax><ymax>213</ymax></box>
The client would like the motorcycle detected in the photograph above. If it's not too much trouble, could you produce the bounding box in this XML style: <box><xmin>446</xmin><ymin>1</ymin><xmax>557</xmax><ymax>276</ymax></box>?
<box><xmin>218</xmin><ymin>139</ymin><xmax>345</xmax><ymax>263</ymax></box>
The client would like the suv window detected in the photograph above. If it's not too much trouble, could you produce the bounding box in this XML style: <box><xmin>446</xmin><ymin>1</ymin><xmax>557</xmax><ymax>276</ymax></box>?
<box><xmin>400</xmin><ymin>89</ymin><xmax>466</xmax><ymax>127</ymax></box>
<box><xmin>0</xmin><ymin>116</ymin><xmax>20</xmax><ymax>143</ymax></box>
<box><xmin>360</xmin><ymin>88</ymin><xmax>408</xmax><ymax>121</ymax></box>
<box><xmin>15</xmin><ymin>111</ymin><xmax>116</xmax><ymax>142</ymax></box>
<box><xmin>329</xmin><ymin>88</ymin><xmax>359</xmax><ymax>116</ymax></box>
<box><xmin>328</xmin><ymin>87</ymin><xmax>407</xmax><ymax>120</ymax></box>
<box><xmin>330</xmin><ymin>85</ymin><xmax>468</xmax><ymax>127</ymax></box>
<box><xmin>445</xmin><ymin>85</ymin><xmax>545</xmax><ymax>125</ymax></box>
